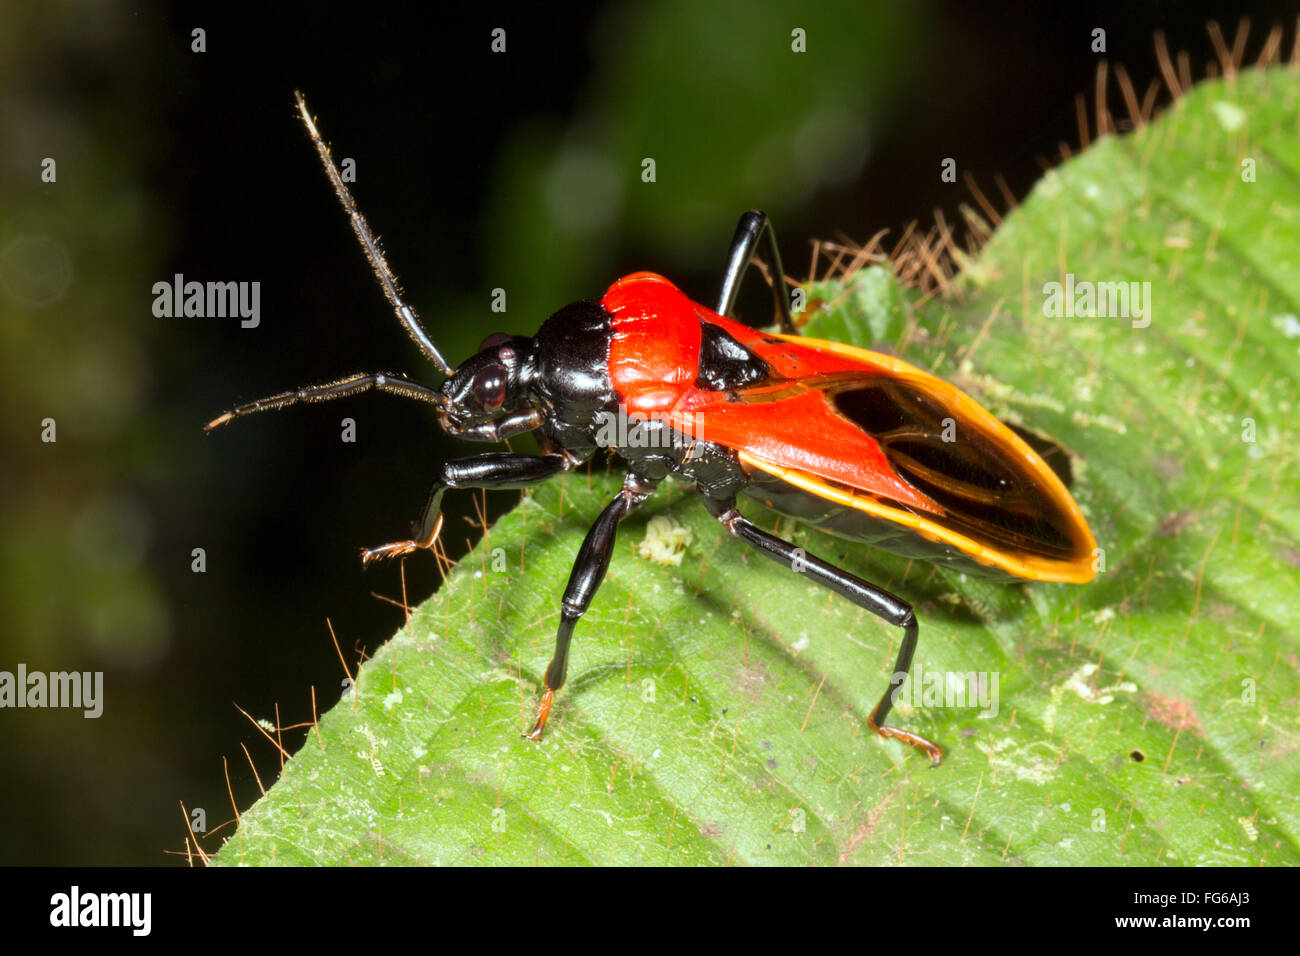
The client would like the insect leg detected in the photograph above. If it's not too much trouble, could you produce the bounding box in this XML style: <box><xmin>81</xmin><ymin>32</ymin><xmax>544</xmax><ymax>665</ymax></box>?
<box><xmin>362</xmin><ymin>452</ymin><xmax>580</xmax><ymax>564</ymax></box>
<box><xmin>205</xmin><ymin>372</ymin><xmax>442</xmax><ymax>431</ymax></box>
<box><xmin>703</xmin><ymin>496</ymin><xmax>942</xmax><ymax>766</ymax></box>
<box><xmin>717</xmin><ymin>210</ymin><xmax>796</xmax><ymax>334</ymax></box>
<box><xmin>453</xmin><ymin>408</ymin><xmax>544</xmax><ymax>443</ymax></box>
<box><xmin>525</xmin><ymin>476</ymin><xmax>653</xmax><ymax>740</ymax></box>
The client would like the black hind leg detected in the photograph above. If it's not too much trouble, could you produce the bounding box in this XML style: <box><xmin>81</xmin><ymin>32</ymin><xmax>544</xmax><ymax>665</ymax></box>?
<box><xmin>703</xmin><ymin>496</ymin><xmax>942</xmax><ymax>765</ymax></box>
<box><xmin>717</xmin><ymin>210</ymin><xmax>797</xmax><ymax>334</ymax></box>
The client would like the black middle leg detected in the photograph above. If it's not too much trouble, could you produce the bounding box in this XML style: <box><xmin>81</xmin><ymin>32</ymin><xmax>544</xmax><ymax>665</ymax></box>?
<box><xmin>717</xmin><ymin>210</ymin><xmax>797</xmax><ymax>334</ymax></box>
<box><xmin>525</xmin><ymin>473</ymin><xmax>655</xmax><ymax>740</ymax></box>
<box><xmin>701</xmin><ymin>495</ymin><xmax>942</xmax><ymax>765</ymax></box>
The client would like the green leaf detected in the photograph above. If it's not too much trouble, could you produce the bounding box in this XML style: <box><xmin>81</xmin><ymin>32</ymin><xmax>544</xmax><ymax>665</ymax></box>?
<box><xmin>213</xmin><ymin>68</ymin><xmax>1300</xmax><ymax>866</ymax></box>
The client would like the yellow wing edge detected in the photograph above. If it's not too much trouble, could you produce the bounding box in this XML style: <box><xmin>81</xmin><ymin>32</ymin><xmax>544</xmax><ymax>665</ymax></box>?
<box><xmin>742</xmin><ymin>333</ymin><xmax>1098</xmax><ymax>583</ymax></box>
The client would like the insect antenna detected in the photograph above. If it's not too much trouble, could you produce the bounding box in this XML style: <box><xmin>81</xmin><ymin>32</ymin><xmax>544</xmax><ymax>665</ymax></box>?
<box><xmin>206</xmin><ymin>93</ymin><xmax>458</xmax><ymax>432</ymax></box>
<box><xmin>205</xmin><ymin>372</ymin><xmax>443</xmax><ymax>431</ymax></box>
<box><xmin>293</xmin><ymin>90</ymin><xmax>454</xmax><ymax>376</ymax></box>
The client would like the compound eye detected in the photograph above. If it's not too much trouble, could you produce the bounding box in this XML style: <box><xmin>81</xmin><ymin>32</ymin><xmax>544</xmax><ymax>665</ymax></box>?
<box><xmin>479</xmin><ymin>332</ymin><xmax>512</xmax><ymax>353</ymax></box>
<box><xmin>470</xmin><ymin>363</ymin><xmax>507</xmax><ymax>411</ymax></box>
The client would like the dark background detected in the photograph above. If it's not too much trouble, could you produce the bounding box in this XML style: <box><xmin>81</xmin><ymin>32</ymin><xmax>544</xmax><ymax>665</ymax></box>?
<box><xmin>0</xmin><ymin>0</ymin><xmax>1290</xmax><ymax>864</ymax></box>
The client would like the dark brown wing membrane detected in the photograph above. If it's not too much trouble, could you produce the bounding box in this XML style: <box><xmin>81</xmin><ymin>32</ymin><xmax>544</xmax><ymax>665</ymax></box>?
<box><xmin>827</xmin><ymin>378</ymin><xmax>1080</xmax><ymax>561</ymax></box>
<box><xmin>1005</xmin><ymin>422</ymin><xmax>1075</xmax><ymax>489</ymax></box>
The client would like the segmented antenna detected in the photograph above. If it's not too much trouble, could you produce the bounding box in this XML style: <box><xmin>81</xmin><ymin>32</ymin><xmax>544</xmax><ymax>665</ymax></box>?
<box><xmin>293</xmin><ymin>90</ymin><xmax>453</xmax><ymax>376</ymax></box>
<box><xmin>204</xmin><ymin>371</ymin><xmax>443</xmax><ymax>432</ymax></box>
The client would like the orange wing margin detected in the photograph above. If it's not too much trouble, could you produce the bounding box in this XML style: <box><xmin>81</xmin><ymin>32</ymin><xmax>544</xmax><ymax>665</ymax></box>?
<box><xmin>671</xmin><ymin>330</ymin><xmax>1096</xmax><ymax>583</ymax></box>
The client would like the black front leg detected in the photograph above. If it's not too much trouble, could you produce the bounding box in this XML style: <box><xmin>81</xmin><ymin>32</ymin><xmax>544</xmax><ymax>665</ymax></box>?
<box><xmin>717</xmin><ymin>210</ymin><xmax>797</xmax><ymax>333</ymax></box>
<box><xmin>525</xmin><ymin>474</ymin><xmax>654</xmax><ymax>740</ymax></box>
<box><xmin>362</xmin><ymin>451</ymin><xmax>581</xmax><ymax>564</ymax></box>
<box><xmin>452</xmin><ymin>408</ymin><xmax>544</xmax><ymax>443</ymax></box>
<box><xmin>702</xmin><ymin>495</ymin><xmax>942</xmax><ymax>766</ymax></box>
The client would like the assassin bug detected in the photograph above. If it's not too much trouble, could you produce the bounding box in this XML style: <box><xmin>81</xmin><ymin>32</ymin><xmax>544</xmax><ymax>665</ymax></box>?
<box><xmin>208</xmin><ymin>92</ymin><xmax>1097</xmax><ymax>766</ymax></box>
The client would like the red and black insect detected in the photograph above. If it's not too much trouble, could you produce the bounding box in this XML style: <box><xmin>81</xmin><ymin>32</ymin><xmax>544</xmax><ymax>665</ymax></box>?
<box><xmin>209</xmin><ymin>93</ymin><xmax>1097</xmax><ymax>766</ymax></box>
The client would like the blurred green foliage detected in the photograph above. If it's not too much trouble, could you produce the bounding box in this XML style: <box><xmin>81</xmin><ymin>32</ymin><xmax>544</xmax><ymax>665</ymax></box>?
<box><xmin>464</xmin><ymin>0</ymin><xmax>916</xmax><ymax>358</ymax></box>
<box><xmin>0</xmin><ymin>4</ymin><xmax>178</xmax><ymax>863</ymax></box>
